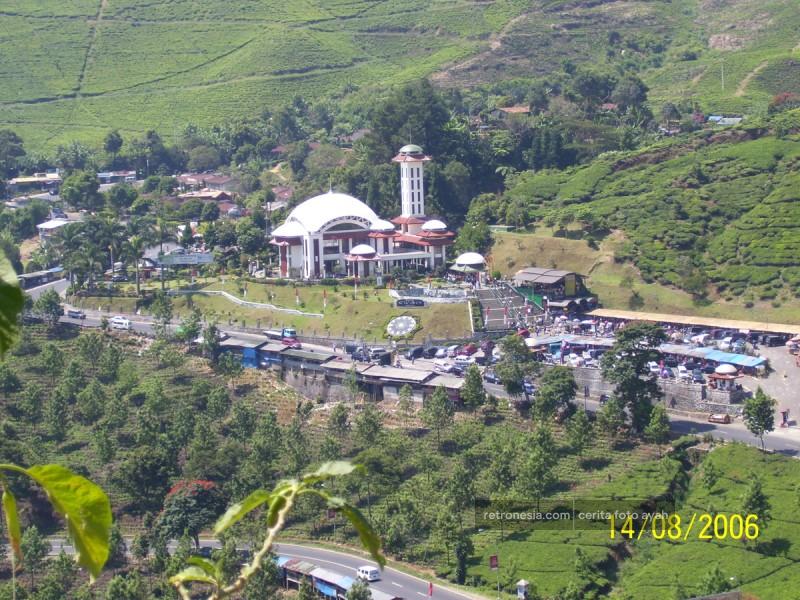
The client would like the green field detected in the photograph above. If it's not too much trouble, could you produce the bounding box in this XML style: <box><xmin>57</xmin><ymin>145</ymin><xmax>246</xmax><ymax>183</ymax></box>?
<box><xmin>71</xmin><ymin>279</ymin><xmax>473</xmax><ymax>341</ymax></box>
<box><xmin>0</xmin><ymin>0</ymin><xmax>527</xmax><ymax>149</ymax></box>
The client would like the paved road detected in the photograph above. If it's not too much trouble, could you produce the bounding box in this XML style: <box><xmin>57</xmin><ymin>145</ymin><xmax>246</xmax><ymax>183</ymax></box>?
<box><xmin>46</xmin><ymin>536</ymin><xmax>479</xmax><ymax>599</ymax></box>
<box><xmin>51</xmin><ymin>303</ymin><xmax>800</xmax><ymax>455</ymax></box>
<box><xmin>25</xmin><ymin>278</ymin><xmax>69</xmax><ymax>300</ymax></box>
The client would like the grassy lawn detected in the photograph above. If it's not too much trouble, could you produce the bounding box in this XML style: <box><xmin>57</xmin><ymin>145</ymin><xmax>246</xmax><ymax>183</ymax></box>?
<box><xmin>72</xmin><ymin>278</ymin><xmax>472</xmax><ymax>342</ymax></box>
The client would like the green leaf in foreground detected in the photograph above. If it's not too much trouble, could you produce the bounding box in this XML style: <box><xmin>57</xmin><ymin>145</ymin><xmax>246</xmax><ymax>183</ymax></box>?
<box><xmin>215</xmin><ymin>489</ymin><xmax>272</xmax><ymax>535</ymax></box>
<box><xmin>25</xmin><ymin>465</ymin><xmax>112</xmax><ymax>580</ymax></box>
<box><xmin>1</xmin><ymin>488</ymin><xmax>22</xmax><ymax>562</ymax></box>
<box><xmin>0</xmin><ymin>251</ymin><xmax>23</xmax><ymax>356</ymax></box>
<box><xmin>340</xmin><ymin>504</ymin><xmax>385</xmax><ymax>567</ymax></box>
<box><xmin>170</xmin><ymin>565</ymin><xmax>219</xmax><ymax>587</ymax></box>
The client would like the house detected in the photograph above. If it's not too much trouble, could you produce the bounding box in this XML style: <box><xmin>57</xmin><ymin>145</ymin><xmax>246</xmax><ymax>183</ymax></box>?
<box><xmin>707</xmin><ymin>115</ymin><xmax>743</xmax><ymax>127</ymax></box>
<box><xmin>97</xmin><ymin>170</ymin><xmax>137</xmax><ymax>184</ymax></box>
<box><xmin>512</xmin><ymin>267</ymin><xmax>593</xmax><ymax>309</ymax></box>
<box><xmin>490</xmin><ymin>105</ymin><xmax>531</xmax><ymax>120</ymax></box>
<box><xmin>177</xmin><ymin>188</ymin><xmax>231</xmax><ymax>202</ymax></box>
<box><xmin>176</xmin><ymin>173</ymin><xmax>238</xmax><ymax>193</ymax></box>
<box><xmin>8</xmin><ymin>171</ymin><xmax>61</xmax><ymax>194</ymax></box>
<box><xmin>36</xmin><ymin>218</ymin><xmax>72</xmax><ymax>241</ymax></box>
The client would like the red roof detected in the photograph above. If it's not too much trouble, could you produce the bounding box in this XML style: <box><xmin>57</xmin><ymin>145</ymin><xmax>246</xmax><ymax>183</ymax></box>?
<box><xmin>391</xmin><ymin>215</ymin><xmax>426</xmax><ymax>225</ymax></box>
<box><xmin>391</xmin><ymin>153</ymin><xmax>431</xmax><ymax>163</ymax></box>
<box><xmin>416</xmin><ymin>229</ymin><xmax>454</xmax><ymax>239</ymax></box>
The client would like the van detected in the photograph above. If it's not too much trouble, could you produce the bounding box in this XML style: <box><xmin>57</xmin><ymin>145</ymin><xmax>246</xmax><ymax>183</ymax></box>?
<box><xmin>357</xmin><ymin>566</ymin><xmax>380</xmax><ymax>582</ymax></box>
<box><xmin>110</xmin><ymin>316</ymin><xmax>131</xmax><ymax>330</ymax></box>
<box><xmin>405</xmin><ymin>346</ymin><xmax>424</xmax><ymax>360</ymax></box>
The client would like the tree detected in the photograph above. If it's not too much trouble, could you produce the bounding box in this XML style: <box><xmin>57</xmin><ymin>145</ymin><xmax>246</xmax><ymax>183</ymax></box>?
<box><xmin>517</xmin><ymin>425</ymin><xmax>557</xmax><ymax>510</ymax></box>
<box><xmin>422</xmin><ymin>386</ymin><xmax>454</xmax><ymax>446</ymax></box>
<box><xmin>20</xmin><ymin>524</ymin><xmax>49</xmax><ymax>587</ymax></box>
<box><xmin>202</xmin><ymin>321</ymin><xmax>221</xmax><ymax>362</ymax></box>
<box><xmin>76</xmin><ymin>378</ymin><xmax>105</xmax><ymax>424</ymax></box>
<box><xmin>461</xmin><ymin>364</ymin><xmax>486</xmax><ymax>411</ymax></box>
<box><xmin>107</xmin><ymin>522</ymin><xmax>127</xmax><ymax>567</ymax></box>
<box><xmin>103</xmin><ymin>130</ymin><xmax>123</xmax><ymax>158</ymax></box>
<box><xmin>536</xmin><ymin>366</ymin><xmax>576</xmax><ymax>419</ymax></box>
<box><xmin>0</xmin><ymin>361</ymin><xmax>21</xmax><ymax>397</ymax></box>
<box><xmin>201</xmin><ymin>202</ymin><xmax>220</xmax><ymax>223</ymax></box>
<box><xmin>345</xmin><ymin>364</ymin><xmax>360</xmax><ymax>403</ymax></box>
<box><xmin>60</xmin><ymin>171</ymin><xmax>103</xmax><ymax>211</ymax></box>
<box><xmin>157</xmin><ymin>480</ymin><xmax>225</xmax><ymax>548</ymax></box>
<box><xmin>597</xmin><ymin>395</ymin><xmax>626</xmax><ymax>440</ymax></box>
<box><xmin>32</xmin><ymin>288</ymin><xmax>63</xmax><ymax>329</ymax></box>
<box><xmin>150</xmin><ymin>290</ymin><xmax>173</xmax><ymax>337</ymax></box>
<box><xmin>328</xmin><ymin>403</ymin><xmax>351</xmax><ymax>440</ymax></box>
<box><xmin>495</xmin><ymin>334</ymin><xmax>539</xmax><ymax>398</ymax></box>
<box><xmin>44</xmin><ymin>388</ymin><xmax>69</xmax><ymax>440</ymax></box>
<box><xmin>741</xmin><ymin>476</ymin><xmax>771</xmax><ymax>536</ymax></box>
<box><xmin>397</xmin><ymin>384</ymin><xmax>414</xmax><ymax>428</ymax></box>
<box><xmin>346</xmin><ymin>579</ymin><xmax>373</xmax><ymax>600</ymax></box>
<box><xmin>567</xmin><ymin>409</ymin><xmax>592</xmax><ymax>457</ymax></box>
<box><xmin>125</xmin><ymin>234</ymin><xmax>147</xmax><ymax>297</ymax></box>
<box><xmin>113</xmin><ymin>446</ymin><xmax>175</xmax><ymax>512</ymax></box>
<box><xmin>175</xmin><ymin>309</ymin><xmax>202</xmax><ymax>343</ymax></box>
<box><xmin>354</xmin><ymin>403</ymin><xmax>384</xmax><ymax>447</ymax></box>
<box><xmin>298</xmin><ymin>578</ymin><xmax>317</xmax><ymax>600</ymax></box>
<box><xmin>39</xmin><ymin>342</ymin><xmax>64</xmax><ymax>382</ymax></box>
<box><xmin>106</xmin><ymin>183</ymin><xmax>138</xmax><ymax>213</ymax></box>
<box><xmin>105</xmin><ymin>572</ymin><xmax>147</xmax><ymax>600</ymax></box>
<box><xmin>0</xmin><ymin>129</ymin><xmax>25</xmax><ymax>178</ymax></box>
<box><xmin>453</xmin><ymin>222</ymin><xmax>492</xmax><ymax>256</ymax></box>
<box><xmin>644</xmin><ymin>404</ymin><xmax>671</xmax><ymax>452</ymax></box>
<box><xmin>216</xmin><ymin>352</ymin><xmax>244</xmax><ymax>390</ymax></box>
<box><xmin>600</xmin><ymin>322</ymin><xmax>667</xmax><ymax>433</ymax></box>
<box><xmin>743</xmin><ymin>388</ymin><xmax>776</xmax><ymax>451</ymax></box>
<box><xmin>18</xmin><ymin>382</ymin><xmax>43</xmax><ymax>425</ymax></box>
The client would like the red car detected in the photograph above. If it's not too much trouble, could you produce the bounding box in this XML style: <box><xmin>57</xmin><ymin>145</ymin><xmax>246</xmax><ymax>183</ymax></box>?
<box><xmin>516</xmin><ymin>327</ymin><xmax>530</xmax><ymax>338</ymax></box>
<box><xmin>460</xmin><ymin>343</ymin><xmax>478</xmax><ymax>356</ymax></box>
<box><xmin>282</xmin><ymin>338</ymin><xmax>302</xmax><ymax>349</ymax></box>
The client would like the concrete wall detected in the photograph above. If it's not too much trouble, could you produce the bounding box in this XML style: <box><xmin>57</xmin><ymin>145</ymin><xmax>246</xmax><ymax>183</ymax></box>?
<box><xmin>546</xmin><ymin>365</ymin><xmax>744</xmax><ymax>416</ymax></box>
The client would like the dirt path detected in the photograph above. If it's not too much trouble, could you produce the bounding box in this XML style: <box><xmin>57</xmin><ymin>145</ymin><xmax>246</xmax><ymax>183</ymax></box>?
<box><xmin>734</xmin><ymin>60</ymin><xmax>768</xmax><ymax>97</ymax></box>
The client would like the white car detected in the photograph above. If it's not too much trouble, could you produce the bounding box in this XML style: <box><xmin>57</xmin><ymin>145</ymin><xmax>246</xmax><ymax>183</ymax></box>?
<box><xmin>647</xmin><ymin>361</ymin><xmax>661</xmax><ymax>374</ymax></box>
<box><xmin>717</xmin><ymin>337</ymin><xmax>733</xmax><ymax>351</ymax></box>
<box><xmin>446</xmin><ymin>344</ymin><xmax>460</xmax><ymax>358</ymax></box>
<box><xmin>454</xmin><ymin>355</ymin><xmax>476</xmax><ymax>368</ymax></box>
<box><xmin>357</xmin><ymin>566</ymin><xmax>380</xmax><ymax>582</ymax></box>
<box><xmin>434</xmin><ymin>359</ymin><xmax>454</xmax><ymax>373</ymax></box>
<box><xmin>676</xmin><ymin>365</ymin><xmax>691</xmax><ymax>380</ymax></box>
<box><xmin>435</xmin><ymin>347</ymin><xmax>448</xmax><ymax>358</ymax></box>
<box><xmin>110</xmin><ymin>316</ymin><xmax>131</xmax><ymax>330</ymax></box>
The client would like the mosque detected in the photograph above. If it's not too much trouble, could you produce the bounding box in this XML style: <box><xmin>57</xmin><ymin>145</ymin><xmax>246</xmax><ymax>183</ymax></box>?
<box><xmin>270</xmin><ymin>144</ymin><xmax>454</xmax><ymax>279</ymax></box>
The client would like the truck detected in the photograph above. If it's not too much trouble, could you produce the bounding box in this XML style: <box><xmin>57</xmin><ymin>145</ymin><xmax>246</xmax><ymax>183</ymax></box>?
<box><xmin>263</xmin><ymin>327</ymin><xmax>297</xmax><ymax>340</ymax></box>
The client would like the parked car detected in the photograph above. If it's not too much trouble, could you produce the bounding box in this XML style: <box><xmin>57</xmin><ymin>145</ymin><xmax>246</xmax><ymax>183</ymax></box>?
<box><xmin>483</xmin><ymin>370</ymin><xmax>501</xmax><ymax>384</ymax></box>
<box><xmin>369</xmin><ymin>346</ymin><xmax>386</xmax><ymax>358</ymax></box>
<box><xmin>647</xmin><ymin>361</ymin><xmax>660</xmax><ymax>374</ymax></box>
<box><xmin>446</xmin><ymin>344</ymin><xmax>460</xmax><ymax>358</ymax></box>
<box><xmin>423</xmin><ymin>346</ymin><xmax>439</xmax><ymax>358</ymax></box>
<box><xmin>663</xmin><ymin>356</ymin><xmax>679</xmax><ymax>368</ymax></box>
<box><xmin>599</xmin><ymin>394</ymin><xmax>610</xmax><ymax>405</ymax></box>
<box><xmin>374</xmin><ymin>351</ymin><xmax>392</xmax><ymax>366</ymax></box>
<box><xmin>691</xmin><ymin>369</ymin><xmax>705</xmax><ymax>383</ymax></box>
<box><xmin>66</xmin><ymin>309</ymin><xmax>85</xmax><ymax>319</ymax></box>
<box><xmin>405</xmin><ymin>346</ymin><xmax>424</xmax><ymax>360</ymax></box>
<box><xmin>460</xmin><ymin>343</ymin><xmax>478</xmax><ymax>356</ymax></box>
<box><xmin>516</xmin><ymin>327</ymin><xmax>530</xmax><ymax>338</ymax></box>
<box><xmin>110</xmin><ymin>316</ymin><xmax>131</xmax><ymax>330</ymax></box>
<box><xmin>434</xmin><ymin>359</ymin><xmax>454</xmax><ymax>373</ymax></box>
<box><xmin>454</xmin><ymin>355</ymin><xmax>476</xmax><ymax>368</ymax></box>
<box><xmin>351</xmin><ymin>349</ymin><xmax>370</xmax><ymax>362</ymax></box>
<box><xmin>111</xmin><ymin>274</ymin><xmax>128</xmax><ymax>282</ymax></box>
<box><xmin>522</xmin><ymin>380</ymin><xmax>535</xmax><ymax>395</ymax></box>
<box><xmin>344</xmin><ymin>342</ymin><xmax>360</xmax><ymax>355</ymax></box>
<box><xmin>717</xmin><ymin>337</ymin><xmax>733</xmax><ymax>351</ymax></box>
<box><xmin>435</xmin><ymin>347</ymin><xmax>448</xmax><ymax>358</ymax></box>
<box><xmin>708</xmin><ymin>413</ymin><xmax>732</xmax><ymax>424</ymax></box>
<box><xmin>677</xmin><ymin>365</ymin><xmax>691</xmax><ymax>380</ymax></box>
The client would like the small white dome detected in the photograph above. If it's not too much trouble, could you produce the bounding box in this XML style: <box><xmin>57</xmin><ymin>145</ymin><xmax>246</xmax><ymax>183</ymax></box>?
<box><xmin>715</xmin><ymin>363</ymin><xmax>738</xmax><ymax>375</ymax></box>
<box><xmin>371</xmin><ymin>219</ymin><xmax>396</xmax><ymax>232</ymax></box>
<box><xmin>349</xmin><ymin>244</ymin><xmax>376</xmax><ymax>256</ymax></box>
<box><xmin>422</xmin><ymin>219</ymin><xmax>447</xmax><ymax>231</ymax></box>
<box><xmin>455</xmin><ymin>252</ymin><xmax>485</xmax><ymax>266</ymax></box>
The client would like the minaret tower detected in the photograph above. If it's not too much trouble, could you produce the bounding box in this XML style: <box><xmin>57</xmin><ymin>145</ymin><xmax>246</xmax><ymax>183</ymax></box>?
<box><xmin>392</xmin><ymin>144</ymin><xmax>431</xmax><ymax>220</ymax></box>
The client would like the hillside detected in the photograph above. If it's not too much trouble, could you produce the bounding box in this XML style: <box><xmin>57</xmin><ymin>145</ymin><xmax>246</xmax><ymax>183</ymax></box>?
<box><xmin>0</xmin><ymin>0</ymin><xmax>528</xmax><ymax>149</ymax></box>
<box><xmin>3</xmin><ymin>0</ymin><xmax>798</xmax><ymax>150</ymax></box>
<box><xmin>497</xmin><ymin>109</ymin><xmax>800</xmax><ymax>319</ymax></box>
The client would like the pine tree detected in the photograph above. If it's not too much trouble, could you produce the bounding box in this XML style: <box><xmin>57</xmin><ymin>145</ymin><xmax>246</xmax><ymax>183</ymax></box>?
<box><xmin>644</xmin><ymin>404</ymin><xmax>670</xmax><ymax>453</ymax></box>
<box><xmin>20</xmin><ymin>524</ymin><xmax>49</xmax><ymax>587</ymax></box>
<box><xmin>422</xmin><ymin>386</ymin><xmax>454</xmax><ymax>446</ymax></box>
<box><xmin>741</xmin><ymin>476</ymin><xmax>772</xmax><ymax>535</ymax></box>
<box><xmin>567</xmin><ymin>409</ymin><xmax>592</xmax><ymax>457</ymax></box>
<box><xmin>461</xmin><ymin>364</ymin><xmax>486</xmax><ymax>411</ymax></box>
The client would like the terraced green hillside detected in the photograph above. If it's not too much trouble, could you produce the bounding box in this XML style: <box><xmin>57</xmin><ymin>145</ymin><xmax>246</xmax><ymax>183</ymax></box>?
<box><xmin>501</xmin><ymin>109</ymin><xmax>800</xmax><ymax>315</ymax></box>
<box><xmin>3</xmin><ymin>0</ymin><xmax>798</xmax><ymax>150</ymax></box>
<box><xmin>0</xmin><ymin>0</ymin><xmax>527</xmax><ymax>149</ymax></box>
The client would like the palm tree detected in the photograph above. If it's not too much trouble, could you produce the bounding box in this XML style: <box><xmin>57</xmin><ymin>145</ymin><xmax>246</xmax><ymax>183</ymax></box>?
<box><xmin>125</xmin><ymin>235</ymin><xmax>148</xmax><ymax>296</ymax></box>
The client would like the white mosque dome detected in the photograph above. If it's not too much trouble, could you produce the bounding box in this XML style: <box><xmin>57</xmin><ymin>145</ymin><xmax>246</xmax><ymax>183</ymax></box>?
<box><xmin>370</xmin><ymin>219</ymin><xmax>396</xmax><ymax>232</ymax></box>
<box><xmin>455</xmin><ymin>252</ymin><xmax>485</xmax><ymax>266</ymax></box>
<box><xmin>399</xmin><ymin>144</ymin><xmax>424</xmax><ymax>154</ymax></box>
<box><xmin>715</xmin><ymin>363</ymin><xmax>737</xmax><ymax>375</ymax></box>
<box><xmin>349</xmin><ymin>244</ymin><xmax>376</xmax><ymax>256</ymax></box>
<box><xmin>283</xmin><ymin>191</ymin><xmax>380</xmax><ymax>234</ymax></box>
<box><xmin>421</xmin><ymin>219</ymin><xmax>447</xmax><ymax>231</ymax></box>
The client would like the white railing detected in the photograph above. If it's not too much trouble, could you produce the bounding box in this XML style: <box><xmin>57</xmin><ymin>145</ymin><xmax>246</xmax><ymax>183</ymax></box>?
<box><xmin>167</xmin><ymin>289</ymin><xmax>323</xmax><ymax>317</ymax></box>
